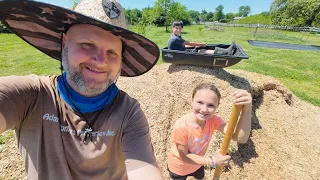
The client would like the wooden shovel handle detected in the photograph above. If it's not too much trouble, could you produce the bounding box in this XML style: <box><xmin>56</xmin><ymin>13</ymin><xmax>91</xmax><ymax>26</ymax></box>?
<box><xmin>213</xmin><ymin>104</ymin><xmax>242</xmax><ymax>180</ymax></box>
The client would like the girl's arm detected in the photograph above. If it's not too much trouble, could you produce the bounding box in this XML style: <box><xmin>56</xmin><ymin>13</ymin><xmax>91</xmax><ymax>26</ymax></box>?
<box><xmin>176</xmin><ymin>143</ymin><xmax>230</xmax><ymax>167</ymax></box>
<box><xmin>176</xmin><ymin>143</ymin><xmax>208</xmax><ymax>166</ymax></box>
<box><xmin>218</xmin><ymin>89</ymin><xmax>252</xmax><ymax>144</ymax></box>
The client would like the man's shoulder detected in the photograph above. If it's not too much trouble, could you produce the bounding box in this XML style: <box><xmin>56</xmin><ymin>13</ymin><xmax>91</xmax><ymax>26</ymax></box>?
<box><xmin>115</xmin><ymin>90</ymin><xmax>140</xmax><ymax>107</ymax></box>
<box><xmin>117</xmin><ymin>90</ymin><xmax>136</xmax><ymax>100</ymax></box>
<box><xmin>7</xmin><ymin>74</ymin><xmax>56</xmax><ymax>82</ymax></box>
<box><xmin>0</xmin><ymin>74</ymin><xmax>56</xmax><ymax>89</ymax></box>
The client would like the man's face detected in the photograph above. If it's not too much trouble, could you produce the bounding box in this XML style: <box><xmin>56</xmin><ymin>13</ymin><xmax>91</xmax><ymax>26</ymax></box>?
<box><xmin>172</xmin><ymin>25</ymin><xmax>183</xmax><ymax>36</ymax></box>
<box><xmin>62</xmin><ymin>24</ymin><xmax>122</xmax><ymax>97</ymax></box>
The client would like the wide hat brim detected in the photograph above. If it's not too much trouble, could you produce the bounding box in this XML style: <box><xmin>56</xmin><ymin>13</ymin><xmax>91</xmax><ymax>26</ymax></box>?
<box><xmin>0</xmin><ymin>0</ymin><xmax>160</xmax><ymax>77</ymax></box>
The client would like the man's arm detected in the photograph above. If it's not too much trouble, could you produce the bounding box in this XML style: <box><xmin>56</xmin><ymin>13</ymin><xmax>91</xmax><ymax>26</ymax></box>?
<box><xmin>122</xmin><ymin>100</ymin><xmax>164</xmax><ymax>179</ymax></box>
<box><xmin>183</xmin><ymin>41</ymin><xmax>207</xmax><ymax>48</ymax></box>
<box><xmin>0</xmin><ymin>75</ymin><xmax>40</xmax><ymax>134</ymax></box>
<box><xmin>0</xmin><ymin>113</ymin><xmax>6</xmax><ymax>133</ymax></box>
<box><xmin>127</xmin><ymin>163</ymin><xmax>163</xmax><ymax>180</ymax></box>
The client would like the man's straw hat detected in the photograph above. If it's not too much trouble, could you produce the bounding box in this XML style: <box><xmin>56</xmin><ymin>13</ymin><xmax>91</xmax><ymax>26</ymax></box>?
<box><xmin>0</xmin><ymin>0</ymin><xmax>160</xmax><ymax>77</ymax></box>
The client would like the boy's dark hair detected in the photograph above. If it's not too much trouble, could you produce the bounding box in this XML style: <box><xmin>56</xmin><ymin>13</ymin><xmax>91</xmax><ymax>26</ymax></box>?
<box><xmin>192</xmin><ymin>83</ymin><xmax>221</xmax><ymax>102</ymax></box>
<box><xmin>172</xmin><ymin>20</ymin><xmax>183</xmax><ymax>28</ymax></box>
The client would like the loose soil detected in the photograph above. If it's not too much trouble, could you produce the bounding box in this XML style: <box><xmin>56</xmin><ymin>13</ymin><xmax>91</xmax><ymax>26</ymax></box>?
<box><xmin>1</xmin><ymin>64</ymin><xmax>319</xmax><ymax>180</ymax></box>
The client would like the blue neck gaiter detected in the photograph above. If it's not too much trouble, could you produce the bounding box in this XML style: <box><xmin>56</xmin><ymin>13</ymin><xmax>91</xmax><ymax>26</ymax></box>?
<box><xmin>57</xmin><ymin>73</ymin><xmax>119</xmax><ymax>113</ymax></box>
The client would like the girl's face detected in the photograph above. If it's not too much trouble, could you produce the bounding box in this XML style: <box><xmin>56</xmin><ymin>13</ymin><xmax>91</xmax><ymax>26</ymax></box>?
<box><xmin>191</xmin><ymin>89</ymin><xmax>219</xmax><ymax>121</ymax></box>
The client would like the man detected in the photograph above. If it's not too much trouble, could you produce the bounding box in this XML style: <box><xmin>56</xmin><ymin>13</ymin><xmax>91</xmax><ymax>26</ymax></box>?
<box><xmin>0</xmin><ymin>0</ymin><xmax>163</xmax><ymax>179</ymax></box>
<box><xmin>168</xmin><ymin>20</ymin><xmax>235</xmax><ymax>55</ymax></box>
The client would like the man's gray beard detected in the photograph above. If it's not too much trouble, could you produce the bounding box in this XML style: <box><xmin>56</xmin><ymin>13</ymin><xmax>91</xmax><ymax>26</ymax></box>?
<box><xmin>61</xmin><ymin>47</ymin><xmax>120</xmax><ymax>96</ymax></box>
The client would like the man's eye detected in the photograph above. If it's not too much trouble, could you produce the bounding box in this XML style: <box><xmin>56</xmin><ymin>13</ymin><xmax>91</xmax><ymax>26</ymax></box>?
<box><xmin>107</xmin><ymin>50</ymin><xmax>116</xmax><ymax>55</ymax></box>
<box><xmin>81</xmin><ymin>43</ymin><xmax>95</xmax><ymax>48</ymax></box>
<box><xmin>107</xmin><ymin>50</ymin><xmax>118</xmax><ymax>58</ymax></box>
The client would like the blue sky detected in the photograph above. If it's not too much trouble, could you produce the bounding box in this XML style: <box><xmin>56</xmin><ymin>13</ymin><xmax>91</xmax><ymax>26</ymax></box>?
<box><xmin>40</xmin><ymin>0</ymin><xmax>273</xmax><ymax>15</ymax></box>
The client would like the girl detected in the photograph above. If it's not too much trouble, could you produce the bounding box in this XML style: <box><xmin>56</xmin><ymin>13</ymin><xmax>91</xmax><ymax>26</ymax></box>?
<box><xmin>167</xmin><ymin>83</ymin><xmax>252</xmax><ymax>180</ymax></box>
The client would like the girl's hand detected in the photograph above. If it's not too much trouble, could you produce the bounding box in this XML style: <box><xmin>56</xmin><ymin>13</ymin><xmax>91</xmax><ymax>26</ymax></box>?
<box><xmin>213</xmin><ymin>150</ymin><xmax>231</xmax><ymax>167</ymax></box>
<box><xmin>233</xmin><ymin>89</ymin><xmax>252</xmax><ymax>111</ymax></box>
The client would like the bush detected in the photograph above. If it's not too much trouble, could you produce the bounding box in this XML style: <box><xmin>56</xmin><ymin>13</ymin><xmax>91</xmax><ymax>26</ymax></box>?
<box><xmin>219</xmin><ymin>19</ymin><xmax>228</xmax><ymax>23</ymax></box>
<box><xmin>153</xmin><ymin>16</ymin><xmax>166</xmax><ymax>27</ymax></box>
<box><xmin>181</xmin><ymin>18</ymin><xmax>192</xmax><ymax>26</ymax></box>
<box><xmin>238</xmin><ymin>14</ymin><xmax>272</xmax><ymax>25</ymax></box>
<box><xmin>136</xmin><ymin>21</ymin><xmax>147</xmax><ymax>35</ymax></box>
<box><xmin>311</xmin><ymin>13</ymin><xmax>320</xmax><ymax>27</ymax></box>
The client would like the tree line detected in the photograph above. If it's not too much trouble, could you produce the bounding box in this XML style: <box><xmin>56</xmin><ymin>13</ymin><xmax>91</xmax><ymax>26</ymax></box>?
<box><xmin>1</xmin><ymin>0</ymin><xmax>319</xmax><ymax>33</ymax></box>
<box><xmin>124</xmin><ymin>0</ymin><xmax>251</xmax><ymax>27</ymax></box>
<box><xmin>270</xmin><ymin>0</ymin><xmax>320</xmax><ymax>27</ymax></box>
<box><xmin>124</xmin><ymin>0</ymin><xmax>319</xmax><ymax>28</ymax></box>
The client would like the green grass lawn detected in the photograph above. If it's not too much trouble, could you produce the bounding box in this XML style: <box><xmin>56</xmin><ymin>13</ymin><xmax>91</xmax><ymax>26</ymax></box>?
<box><xmin>0</xmin><ymin>33</ymin><xmax>60</xmax><ymax>76</ymax></box>
<box><xmin>0</xmin><ymin>25</ymin><xmax>319</xmax><ymax>106</ymax></box>
<box><xmin>130</xmin><ymin>25</ymin><xmax>320</xmax><ymax>106</ymax></box>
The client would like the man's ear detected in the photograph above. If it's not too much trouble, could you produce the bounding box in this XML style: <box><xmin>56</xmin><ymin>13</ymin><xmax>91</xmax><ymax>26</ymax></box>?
<box><xmin>62</xmin><ymin>33</ymin><xmax>68</xmax><ymax>48</ymax></box>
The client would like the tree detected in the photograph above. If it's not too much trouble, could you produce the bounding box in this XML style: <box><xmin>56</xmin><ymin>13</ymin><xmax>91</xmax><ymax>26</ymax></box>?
<box><xmin>207</xmin><ymin>12</ymin><xmax>214</xmax><ymax>21</ymax></box>
<box><xmin>124</xmin><ymin>8</ymin><xmax>142</xmax><ymax>25</ymax></box>
<box><xmin>141</xmin><ymin>7</ymin><xmax>155</xmax><ymax>25</ymax></box>
<box><xmin>238</xmin><ymin>5</ymin><xmax>251</xmax><ymax>17</ymax></box>
<box><xmin>153</xmin><ymin>0</ymin><xmax>171</xmax><ymax>31</ymax></box>
<box><xmin>166</xmin><ymin>2</ymin><xmax>191</xmax><ymax>26</ymax></box>
<box><xmin>199</xmin><ymin>14</ymin><xmax>206</xmax><ymax>22</ymax></box>
<box><xmin>214</xmin><ymin>5</ymin><xmax>224</xmax><ymax>21</ymax></box>
<box><xmin>201</xmin><ymin>9</ymin><xmax>207</xmax><ymax>15</ymax></box>
<box><xmin>260</xmin><ymin>11</ymin><xmax>270</xmax><ymax>17</ymax></box>
<box><xmin>271</xmin><ymin>0</ymin><xmax>320</xmax><ymax>26</ymax></box>
<box><xmin>313</xmin><ymin>13</ymin><xmax>320</xmax><ymax>27</ymax></box>
<box><xmin>189</xmin><ymin>10</ymin><xmax>200</xmax><ymax>24</ymax></box>
<box><xmin>125</xmin><ymin>9</ymin><xmax>131</xmax><ymax>24</ymax></box>
<box><xmin>152</xmin><ymin>0</ymin><xmax>190</xmax><ymax>31</ymax></box>
<box><xmin>238</xmin><ymin>13</ymin><xmax>272</xmax><ymax>24</ymax></box>
<box><xmin>130</xmin><ymin>9</ymin><xmax>142</xmax><ymax>25</ymax></box>
<box><xmin>225</xmin><ymin>12</ymin><xmax>235</xmax><ymax>21</ymax></box>
<box><xmin>200</xmin><ymin>9</ymin><xmax>208</xmax><ymax>22</ymax></box>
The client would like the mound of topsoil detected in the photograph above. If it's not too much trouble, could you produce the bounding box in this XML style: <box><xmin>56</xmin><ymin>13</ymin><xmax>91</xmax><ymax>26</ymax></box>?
<box><xmin>1</xmin><ymin>63</ymin><xmax>319</xmax><ymax>179</ymax></box>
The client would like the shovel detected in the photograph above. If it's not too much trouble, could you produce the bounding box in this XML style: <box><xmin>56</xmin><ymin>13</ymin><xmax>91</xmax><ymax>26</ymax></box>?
<box><xmin>213</xmin><ymin>104</ymin><xmax>243</xmax><ymax>180</ymax></box>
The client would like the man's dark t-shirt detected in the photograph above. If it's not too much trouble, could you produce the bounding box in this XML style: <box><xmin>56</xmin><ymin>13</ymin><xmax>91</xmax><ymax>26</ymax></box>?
<box><xmin>168</xmin><ymin>33</ymin><xmax>185</xmax><ymax>51</ymax></box>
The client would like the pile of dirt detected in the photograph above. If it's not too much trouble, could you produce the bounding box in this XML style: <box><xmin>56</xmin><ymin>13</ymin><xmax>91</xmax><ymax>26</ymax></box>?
<box><xmin>1</xmin><ymin>63</ymin><xmax>319</xmax><ymax>179</ymax></box>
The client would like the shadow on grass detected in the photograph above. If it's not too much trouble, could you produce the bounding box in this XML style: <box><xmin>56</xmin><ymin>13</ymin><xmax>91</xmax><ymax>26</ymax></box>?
<box><xmin>167</xmin><ymin>64</ymin><xmax>262</xmax><ymax>169</ymax></box>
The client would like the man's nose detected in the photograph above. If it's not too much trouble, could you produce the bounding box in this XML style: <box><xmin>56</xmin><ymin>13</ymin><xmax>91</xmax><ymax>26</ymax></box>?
<box><xmin>93</xmin><ymin>49</ymin><xmax>107</xmax><ymax>63</ymax></box>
